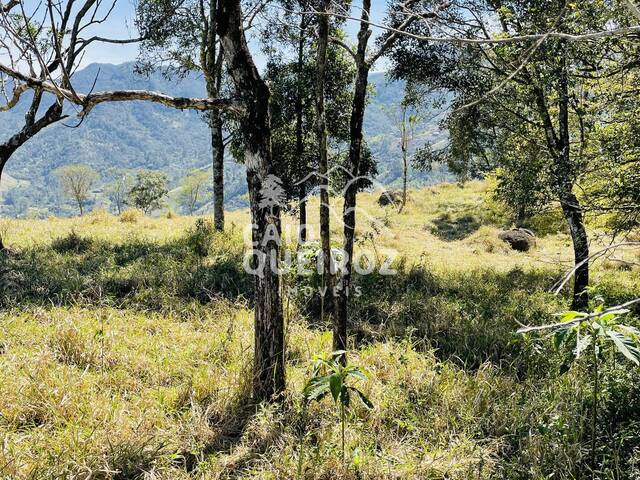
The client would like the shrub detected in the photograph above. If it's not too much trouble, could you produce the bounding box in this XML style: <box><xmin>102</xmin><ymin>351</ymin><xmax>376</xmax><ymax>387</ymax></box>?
<box><xmin>120</xmin><ymin>208</ymin><xmax>144</xmax><ymax>223</ymax></box>
<box><xmin>51</xmin><ymin>230</ymin><xmax>93</xmax><ymax>254</ymax></box>
<box><xmin>185</xmin><ymin>218</ymin><xmax>215</xmax><ymax>258</ymax></box>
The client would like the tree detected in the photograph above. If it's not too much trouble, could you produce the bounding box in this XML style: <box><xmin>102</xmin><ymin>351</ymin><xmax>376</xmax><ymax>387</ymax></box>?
<box><xmin>387</xmin><ymin>0</ymin><xmax>628</xmax><ymax>310</ymax></box>
<box><xmin>397</xmin><ymin>85</ymin><xmax>419</xmax><ymax>212</ymax></box>
<box><xmin>127</xmin><ymin>171</ymin><xmax>169</xmax><ymax>214</ymax></box>
<box><xmin>217</xmin><ymin>0</ymin><xmax>285</xmax><ymax>401</ymax></box>
<box><xmin>1</xmin><ymin>0</ymin><xmax>284</xmax><ymax>403</ymax></box>
<box><xmin>179</xmin><ymin>169</ymin><xmax>211</xmax><ymax>215</ymax></box>
<box><xmin>332</xmin><ymin>0</ymin><xmax>419</xmax><ymax>352</ymax></box>
<box><xmin>263</xmin><ymin>1</ymin><xmax>355</xmax><ymax>320</ymax></box>
<box><xmin>54</xmin><ymin>164</ymin><xmax>99</xmax><ymax>216</ymax></box>
<box><xmin>137</xmin><ymin>0</ymin><xmax>239</xmax><ymax>231</ymax></box>
<box><xmin>106</xmin><ymin>169</ymin><xmax>134</xmax><ymax>215</ymax></box>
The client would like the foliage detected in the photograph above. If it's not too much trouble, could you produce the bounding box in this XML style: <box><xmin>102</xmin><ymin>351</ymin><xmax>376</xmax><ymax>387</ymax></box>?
<box><xmin>105</xmin><ymin>169</ymin><xmax>134</xmax><ymax>215</ymax></box>
<box><xmin>0</xmin><ymin>183</ymin><xmax>639</xmax><ymax>477</ymax></box>
<box><xmin>53</xmin><ymin>164</ymin><xmax>99</xmax><ymax>216</ymax></box>
<box><xmin>185</xmin><ymin>217</ymin><xmax>216</xmax><ymax>258</ymax></box>
<box><xmin>178</xmin><ymin>169</ymin><xmax>211</xmax><ymax>215</ymax></box>
<box><xmin>127</xmin><ymin>170</ymin><xmax>169</xmax><ymax>214</ymax></box>
<box><xmin>303</xmin><ymin>351</ymin><xmax>373</xmax><ymax>464</ymax></box>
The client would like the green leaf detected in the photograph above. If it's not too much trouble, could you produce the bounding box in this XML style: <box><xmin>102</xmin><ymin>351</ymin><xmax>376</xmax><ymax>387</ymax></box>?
<box><xmin>303</xmin><ymin>375</ymin><xmax>330</xmax><ymax>402</ymax></box>
<box><xmin>329</xmin><ymin>373</ymin><xmax>342</xmax><ymax>403</ymax></box>
<box><xmin>351</xmin><ymin>388</ymin><xmax>374</xmax><ymax>409</ymax></box>
<box><xmin>558</xmin><ymin>311</ymin><xmax>585</xmax><ymax>322</ymax></box>
<box><xmin>345</xmin><ymin>367</ymin><xmax>367</xmax><ymax>381</ymax></box>
<box><xmin>553</xmin><ymin>329</ymin><xmax>569</xmax><ymax>349</ymax></box>
<box><xmin>607</xmin><ymin>330</ymin><xmax>640</xmax><ymax>366</ymax></box>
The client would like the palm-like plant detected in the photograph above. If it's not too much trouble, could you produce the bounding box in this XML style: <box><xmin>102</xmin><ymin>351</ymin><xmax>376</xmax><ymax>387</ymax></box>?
<box><xmin>302</xmin><ymin>351</ymin><xmax>373</xmax><ymax>465</ymax></box>
<box><xmin>552</xmin><ymin>304</ymin><xmax>640</xmax><ymax>475</ymax></box>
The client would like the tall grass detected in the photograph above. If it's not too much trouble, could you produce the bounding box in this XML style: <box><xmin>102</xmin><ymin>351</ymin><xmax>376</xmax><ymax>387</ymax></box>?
<box><xmin>1</xmin><ymin>185</ymin><xmax>639</xmax><ymax>479</ymax></box>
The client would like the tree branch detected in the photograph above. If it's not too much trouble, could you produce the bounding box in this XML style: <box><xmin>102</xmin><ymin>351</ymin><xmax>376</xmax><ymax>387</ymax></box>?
<box><xmin>0</xmin><ymin>62</ymin><xmax>245</xmax><ymax>116</ymax></box>
<box><xmin>0</xmin><ymin>0</ymin><xmax>18</xmax><ymax>12</ymax></box>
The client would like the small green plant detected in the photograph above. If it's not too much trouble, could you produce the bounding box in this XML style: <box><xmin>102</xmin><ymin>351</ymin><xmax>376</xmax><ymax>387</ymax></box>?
<box><xmin>186</xmin><ymin>218</ymin><xmax>215</xmax><ymax>258</ymax></box>
<box><xmin>549</xmin><ymin>303</ymin><xmax>640</xmax><ymax>476</ymax></box>
<box><xmin>302</xmin><ymin>351</ymin><xmax>373</xmax><ymax>466</ymax></box>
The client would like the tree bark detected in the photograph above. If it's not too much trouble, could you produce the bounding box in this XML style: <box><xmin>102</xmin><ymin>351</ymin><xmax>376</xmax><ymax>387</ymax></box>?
<box><xmin>204</xmin><ymin>1</ymin><xmax>226</xmax><ymax>232</ymax></box>
<box><xmin>315</xmin><ymin>0</ymin><xmax>334</xmax><ymax>318</ymax></box>
<box><xmin>335</xmin><ymin>0</ymin><xmax>372</xmax><ymax>353</ymax></box>
<box><xmin>561</xmin><ymin>192</ymin><xmax>589</xmax><ymax>310</ymax></box>
<box><xmin>400</xmin><ymin>107</ymin><xmax>408</xmax><ymax>213</ymax></box>
<box><xmin>0</xmin><ymin>154</ymin><xmax>8</xmax><ymax>251</ymax></box>
<box><xmin>211</xmin><ymin>110</ymin><xmax>225</xmax><ymax>230</ymax></box>
<box><xmin>556</xmin><ymin>38</ymin><xmax>589</xmax><ymax>310</ymax></box>
<box><xmin>217</xmin><ymin>0</ymin><xmax>285</xmax><ymax>401</ymax></box>
<box><xmin>296</xmin><ymin>13</ymin><xmax>307</xmax><ymax>244</ymax></box>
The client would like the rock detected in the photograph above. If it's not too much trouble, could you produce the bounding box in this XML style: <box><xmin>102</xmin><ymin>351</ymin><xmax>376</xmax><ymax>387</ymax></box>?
<box><xmin>498</xmin><ymin>228</ymin><xmax>536</xmax><ymax>252</ymax></box>
<box><xmin>378</xmin><ymin>190</ymin><xmax>403</xmax><ymax>207</ymax></box>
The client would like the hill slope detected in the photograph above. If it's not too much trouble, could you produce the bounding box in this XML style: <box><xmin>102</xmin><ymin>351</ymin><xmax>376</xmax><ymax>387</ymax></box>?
<box><xmin>0</xmin><ymin>63</ymin><xmax>448</xmax><ymax>216</ymax></box>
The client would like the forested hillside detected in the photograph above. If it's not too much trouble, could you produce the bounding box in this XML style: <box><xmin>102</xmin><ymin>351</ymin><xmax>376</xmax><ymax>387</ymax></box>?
<box><xmin>0</xmin><ymin>63</ymin><xmax>447</xmax><ymax>217</ymax></box>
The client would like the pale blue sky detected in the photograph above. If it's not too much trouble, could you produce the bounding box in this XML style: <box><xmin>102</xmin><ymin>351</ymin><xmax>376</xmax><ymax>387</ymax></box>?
<box><xmin>82</xmin><ymin>1</ymin><xmax>389</xmax><ymax>68</ymax></box>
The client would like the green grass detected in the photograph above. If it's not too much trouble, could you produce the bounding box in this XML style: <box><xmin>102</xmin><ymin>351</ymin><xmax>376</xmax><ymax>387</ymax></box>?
<box><xmin>1</xmin><ymin>182</ymin><xmax>640</xmax><ymax>479</ymax></box>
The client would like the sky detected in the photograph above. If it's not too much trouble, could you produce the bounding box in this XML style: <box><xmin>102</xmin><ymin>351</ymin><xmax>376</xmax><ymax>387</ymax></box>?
<box><xmin>79</xmin><ymin>0</ymin><xmax>389</xmax><ymax>68</ymax></box>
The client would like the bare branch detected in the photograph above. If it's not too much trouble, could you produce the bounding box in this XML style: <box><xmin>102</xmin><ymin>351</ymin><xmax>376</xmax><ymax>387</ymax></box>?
<box><xmin>0</xmin><ymin>0</ymin><xmax>17</xmax><ymax>12</ymax></box>
<box><xmin>0</xmin><ymin>62</ymin><xmax>245</xmax><ymax>116</ymax></box>
<box><xmin>289</xmin><ymin>6</ymin><xmax>640</xmax><ymax>45</ymax></box>
<box><xmin>551</xmin><ymin>242</ymin><xmax>640</xmax><ymax>295</ymax></box>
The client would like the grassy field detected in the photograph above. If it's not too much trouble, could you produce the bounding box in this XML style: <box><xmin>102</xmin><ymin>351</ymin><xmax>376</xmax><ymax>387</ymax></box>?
<box><xmin>1</xmin><ymin>181</ymin><xmax>639</xmax><ymax>479</ymax></box>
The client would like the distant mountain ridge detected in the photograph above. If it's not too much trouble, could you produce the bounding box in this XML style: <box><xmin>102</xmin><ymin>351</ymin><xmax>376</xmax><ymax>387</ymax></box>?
<box><xmin>0</xmin><ymin>62</ymin><xmax>449</xmax><ymax>217</ymax></box>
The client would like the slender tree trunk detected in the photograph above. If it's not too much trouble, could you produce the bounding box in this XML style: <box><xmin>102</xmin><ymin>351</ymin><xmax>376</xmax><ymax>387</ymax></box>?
<box><xmin>218</xmin><ymin>0</ymin><xmax>285</xmax><ymax>401</ymax></box>
<box><xmin>556</xmin><ymin>39</ymin><xmax>589</xmax><ymax>310</ymax></box>
<box><xmin>316</xmin><ymin>0</ymin><xmax>334</xmax><ymax>316</ymax></box>
<box><xmin>0</xmin><ymin>154</ymin><xmax>8</xmax><ymax>251</ymax></box>
<box><xmin>204</xmin><ymin>0</ymin><xmax>225</xmax><ymax>231</ymax></box>
<box><xmin>562</xmin><ymin>191</ymin><xmax>589</xmax><ymax>310</ymax></box>
<box><xmin>336</xmin><ymin>3</ymin><xmax>372</xmax><ymax>352</ymax></box>
<box><xmin>211</xmin><ymin>110</ymin><xmax>225</xmax><ymax>230</ymax></box>
<box><xmin>296</xmin><ymin>13</ymin><xmax>307</xmax><ymax>245</ymax></box>
<box><xmin>78</xmin><ymin>201</ymin><xmax>84</xmax><ymax>216</ymax></box>
<box><xmin>400</xmin><ymin>108</ymin><xmax>408</xmax><ymax>212</ymax></box>
<box><xmin>298</xmin><ymin>186</ymin><xmax>307</xmax><ymax>243</ymax></box>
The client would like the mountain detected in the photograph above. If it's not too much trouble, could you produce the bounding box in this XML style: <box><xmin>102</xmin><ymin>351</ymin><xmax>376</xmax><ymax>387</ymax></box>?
<box><xmin>0</xmin><ymin>62</ymin><xmax>449</xmax><ymax>217</ymax></box>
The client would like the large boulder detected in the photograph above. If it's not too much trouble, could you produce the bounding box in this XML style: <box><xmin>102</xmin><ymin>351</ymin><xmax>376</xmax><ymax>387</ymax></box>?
<box><xmin>498</xmin><ymin>228</ymin><xmax>536</xmax><ymax>252</ymax></box>
<box><xmin>378</xmin><ymin>190</ymin><xmax>403</xmax><ymax>207</ymax></box>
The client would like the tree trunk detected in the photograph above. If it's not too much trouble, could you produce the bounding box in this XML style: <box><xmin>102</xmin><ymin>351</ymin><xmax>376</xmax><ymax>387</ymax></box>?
<box><xmin>400</xmin><ymin>108</ymin><xmax>408</xmax><ymax>213</ymax></box>
<box><xmin>561</xmin><ymin>192</ymin><xmax>589</xmax><ymax>310</ymax></box>
<box><xmin>316</xmin><ymin>0</ymin><xmax>334</xmax><ymax>317</ymax></box>
<box><xmin>296</xmin><ymin>13</ymin><xmax>307</xmax><ymax>246</ymax></box>
<box><xmin>204</xmin><ymin>0</ymin><xmax>225</xmax><ymax>231</ymax></box>
<box><xmin>298</xmin><ymin>186</ymin><xmax>307</xmax><ymax>243</ymax></box>
<box><xmin>218</xmin><ymin>0</ymin><xmax>285</xmax><ymax>401</ymax></box>
<box><xmin>335</xmin><ymin>0</ymin><xmax>372</xmax><ymax>351</ymax></box>
<box><xmin>0</xmin><ymin>154</ymin><xmax>8</xmax><ymax>251</ymax></box>
<box><xmin>556</xmin><ymin>39</ymin><xmax>589</xmax><ymax>310</ymax></box>
<box><xmin>211</xmin><ymin>110</ymin><xmax>225</xmax><ymax>230</ymax></box>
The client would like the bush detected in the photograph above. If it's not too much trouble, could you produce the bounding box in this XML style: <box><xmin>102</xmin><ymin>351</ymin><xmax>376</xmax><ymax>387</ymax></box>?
<box><xmin>120</xmin><ymin>208</ymin><xmax>144</xmax><ymax>223</ymax></box>
<box><xmin>51</xmin><ymin>230</ymin><xmax>93</xmax><ymax>254</ymax></box>
<box><xmin>185</xmin><ymin>218</ymin><xmax>216</xmax><ymax>258</ymax></box>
